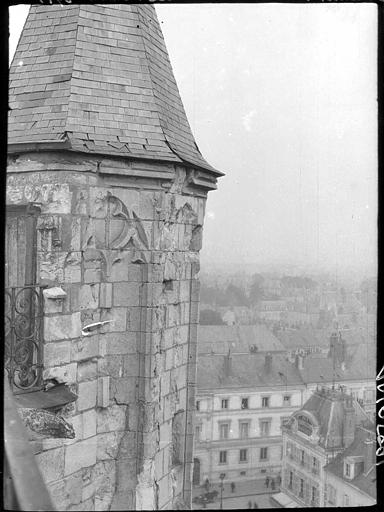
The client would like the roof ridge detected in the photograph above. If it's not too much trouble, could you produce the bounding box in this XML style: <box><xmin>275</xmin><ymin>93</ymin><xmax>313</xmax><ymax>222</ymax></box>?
<box><xmin>128</xmin><ymin>4</ymin><xmax>166</xmax><ymax>156</ymax></box>
<box><xmin>64</xmin><ymin>4</ymin><xmax>85</xmax><ymax>147</ymax></box>
<box><xmin>133</xmin><ymin>4</ymin><xmax>219</xmax><ymax>174</ymax></box>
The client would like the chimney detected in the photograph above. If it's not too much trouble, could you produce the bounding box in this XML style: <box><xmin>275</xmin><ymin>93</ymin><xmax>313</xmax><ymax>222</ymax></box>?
<box><xmin>340</xmin><ymin>334</ymin><xmax>346</xmax><ymax>365</ymax></box>
<box><xmin>265</xmin><ymin>353</ymin><xmax>272</xmax><ymax>373</ymax></box>
<box><xmin>224</xmin><ymin>350</ymin><xmax>232</xmax><ymax>377</ymax></box>
<box><xmin>328</xmin><ymin>332</ymin><xmax>338</xmax><ymax>359</ymax></box>
<box><xmin>295</xmin><ymin>354</ymin><xmax>304</xmax><ymax>370</ymax></box>
<box><xmin>342</xmin><ymin>397</ymin><xmax>356</xmax><ymax>448</ymax></box>
<box><xmin>363</xmin><ymin>437</ymin><xmax>376</xmax><ymax>473</ymax></box>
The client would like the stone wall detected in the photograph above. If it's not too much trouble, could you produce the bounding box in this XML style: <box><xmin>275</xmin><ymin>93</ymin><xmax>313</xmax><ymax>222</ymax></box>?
<box><xmin>6</xmin><ymin>151</ymin><xmax>215</xmax><ymax>510</ymax></box>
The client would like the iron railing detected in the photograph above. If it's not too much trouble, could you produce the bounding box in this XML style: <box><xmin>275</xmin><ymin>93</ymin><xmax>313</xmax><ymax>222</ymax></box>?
<box><xmin>4</xmin><ymin>285</ymin><xmax>45</xmax><ymax>394</ymax></box>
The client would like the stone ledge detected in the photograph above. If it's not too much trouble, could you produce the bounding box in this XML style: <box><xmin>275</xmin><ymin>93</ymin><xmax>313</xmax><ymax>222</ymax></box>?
<box><xmin>43</xmin><ymin>286</ymin><xmax>67</xmax><ymax>300</ymax></box>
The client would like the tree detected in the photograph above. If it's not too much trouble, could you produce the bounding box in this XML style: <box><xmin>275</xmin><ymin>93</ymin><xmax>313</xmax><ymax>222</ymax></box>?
<box><xmin>223</xmin><ymin>284</ymin><xmax>249</xmax><ymax>307</ymax></box>
<box><xmin>248</xmin><ymin>274</ymin><xmax>264</xmax><ymax>305</ymax></box>
<box><xmin>200</xmin><ymin>285</ymin><xmax>222</xmax><ymax>305</ymax></box>
<box><xmin>200</xmin><ymin>309</ymin><xmax>224</xmax><ymax>325</ymax></box>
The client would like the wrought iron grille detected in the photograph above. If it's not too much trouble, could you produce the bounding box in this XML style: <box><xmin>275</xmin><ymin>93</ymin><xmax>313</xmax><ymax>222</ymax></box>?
<box><xmin>4</xmin><ymin>285</ymin><xmax>45</xmax><ymax>394</ymax></box>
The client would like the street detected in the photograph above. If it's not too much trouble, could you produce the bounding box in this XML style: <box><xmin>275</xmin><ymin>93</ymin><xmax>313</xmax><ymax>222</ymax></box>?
<box><xmin>192</xmin><ymin>478</ymin><xmax>281</xmax><ymax>510</ymax></box>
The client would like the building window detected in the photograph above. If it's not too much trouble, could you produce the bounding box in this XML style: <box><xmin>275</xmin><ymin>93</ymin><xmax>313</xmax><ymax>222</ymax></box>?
<box><xmin>239</xmin><ymin>422</ymin><xmax>249</xmax><ymax>439</ymax></box>
<box><xmin>364</xmin><ymin>389</ymin><xmax>374</xmax><ymax>403</ymax></box>
<box><xmin>312</xmin><ymin>456</ymin><xmax>318</xmax><ymax>474</ymax></box>
<box><xmin>219</xmin><ymin>423</ymin><xmax>229</xmax><ymax>440</ymax></box>
<box><xmin>283</xmin><ymin>395</ymin><xmax>291</xmax><ymax>406</ymax></box>
<box><xmin>300</xmin><ymin>450</ymin><xmax>305</xmax><ymax>466</ymax></box>
<box><xmin>259</xmin><ymin>419</ymin><xmax>271</xmax><ymax>436</ymax></box>
<box><xmin>345</xmin><ymin>463</ymin><xmax>350</xmax><ymax>477</ymax></box>
<box><xmin>262</xmin><ymin>396</ymin><xmax>270</xmax><ymax>408</ymax></box>
<box><xmin>281</xmin><ymin>417</ymin><xmax>290</xmax><ymax>430</ymax></box>
<box><xmin>288</xmin><ymin>471</ymin><xmax>293</xmax><ymax>490</ymax></box>
<box><xmin>311</xmin><ymin>487</ymin><xmax>317</xmax><ymax>503</ymax></box>
<box><xmin>260</xmin><ymin>447</ymin><xmax>268</xmax><ymax>460</ymax></box>
<box><xmin>221</xmin><ymin>399</ymin><xmax>229</xmax><ymax>409</ymax></box>
<box><xmin>299</xmin><ymin>479</ymin><xmax>304</xmax><ymax>498</ymax></box>
<box><xmin>5</xmin><ymin>206</ymin><xmax>43</xmax><ymax>393</ymax></box>
<box><xmin>239</xmin><ymin>449</ymin><xmax>247</xmax><ymax>462</ymax></box>
<box><xmin>196</xmin><ymin>400</ymin><xmax>200</xmax><ymax>411</ymax></box>
<box><xmin>328</xmin><ymin>485</ymin><xmax>336</xmax><ymax>505</ymax></box>
<box><xmin>297</xmin><ymin>414</ymin><xmax>313</xmax><ymax>436</ymax></box>
<box><xmin>240</xmin><ymin>471</ymin><xmax>246</xmax><ymax>476</ymax></box>
<box><xmin>241</xmin><ymin>398</ymin><xmax>249</xmax><ymax>409</ymax></box>
<box><xmin>195</xmin><ymin>425</ymin><xmax>201</xmax><ymax>442</ymax></box>
<box><xmin>219</xmin><ymin>451</ymin><xmax>227</xmax><ymax>464</ymax></box>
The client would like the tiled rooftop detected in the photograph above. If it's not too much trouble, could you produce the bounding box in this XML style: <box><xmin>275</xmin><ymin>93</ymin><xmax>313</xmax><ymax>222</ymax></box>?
<box><xmin>324</xmin><ymin>425</ymin><xmax>376</xmax><ymax>499</ymax></box>
<box><xmin>196</xmin><ymin>352</ymin><xmax>304</xmax><ymax>390</ymax></box>
<box><xmin>276</xmin><ymin>326</ymin><xmax>374</xmax><ymax>351</ymax></box>
<box><xmin>289</xmin><ymin>387</ymin><xmax>371</xmax><ymax>450</ymax></box>
<box><xmin>298</xmin><ymin>342</ymin><xmax>375</xmax><ymax>384</ymax></box>
<box><xmin>9</xmin><ymin>5</ymin><xmax>221</xmax><ymax>175</ymax></box>
<box><xmin>197</xmin><ymin>324</ymin><xmax>285</xmax><ymax>354</ymax></box>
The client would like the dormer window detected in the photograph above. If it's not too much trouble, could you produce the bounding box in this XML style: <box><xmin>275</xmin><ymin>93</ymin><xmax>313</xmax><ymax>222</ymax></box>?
<box><xmin>344</xmin><ymin>460</ymin><xmax>354</xmax><ymax>480</ymax></box>
<box><xmin>297</xmin><ymin>413</ymin><xmax>314</xmax><ymax>436</ymax></box>
<box><xmin>345</xmin><ymin>463</ymin><xmax>350</xmax><ymax>477</ymax></box>
<box><xmin>343</xmin><ymin>456</ymin><xmax>363</xmax><ymax>480</ymax></box>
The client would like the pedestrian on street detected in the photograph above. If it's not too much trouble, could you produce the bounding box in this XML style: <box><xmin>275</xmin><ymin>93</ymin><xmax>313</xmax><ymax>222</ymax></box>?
<box><xmin>265</xmin><ymin>476</ymin><xmax>270</xmax><ymax>488</ymax></box>
<box><xmin>204</xmin><ymin>478</ymin><xmax>210</xmax><ymax>491</ymax></box>
<box><xmin>253</xmin><ymin>502</ymin><xmax>258</xmax><ymax>508</ymax></box>
<box><xmin>271</xmin><ymin>479</ymin><xmax>276</xmax><ymax>491</ymax></box>
<box><xmin>248</xmin><ymin>500</ymin><xmax>252</xmax><ymax>508</ymax></box>
<box><xmin>277</xmin><ymin>473</ymin><xmax>281</xmax><ymax>486</ymax></box>
<box><xmin>231</xmin><ymin>482</ymin><xmax>235</xmax><ymax>493</ymax></box>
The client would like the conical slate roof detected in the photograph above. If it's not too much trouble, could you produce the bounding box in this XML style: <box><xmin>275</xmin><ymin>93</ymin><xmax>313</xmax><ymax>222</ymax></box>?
<box><xmin>9</xmin><ymin>4</ymin><xmax>221</xmax><ymax>175</ymax></box>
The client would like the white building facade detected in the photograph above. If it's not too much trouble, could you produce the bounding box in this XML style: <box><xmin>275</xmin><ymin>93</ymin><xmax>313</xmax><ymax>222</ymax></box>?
<box><xmin>193</xmin><ymin>353</ymin><xmax>305</xmax><ymax>485</ymax></box>
<box><xmin>279</xmin><ymin>387</ymin><xmax>372</xmax><ymax>508</ymax></box>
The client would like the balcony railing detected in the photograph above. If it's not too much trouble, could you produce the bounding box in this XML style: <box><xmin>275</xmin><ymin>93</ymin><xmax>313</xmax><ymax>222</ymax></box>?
<box><xmin>5</xmin><ymin>285</ymin><xmax>45</xmax><ymax>394</ymax></box>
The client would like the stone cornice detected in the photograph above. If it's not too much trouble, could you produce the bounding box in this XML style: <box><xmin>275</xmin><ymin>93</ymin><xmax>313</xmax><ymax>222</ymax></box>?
<box><xmin>7</xmin><ymin>150</ymin><xmax>218</xmax><ymax>192</ymax></box>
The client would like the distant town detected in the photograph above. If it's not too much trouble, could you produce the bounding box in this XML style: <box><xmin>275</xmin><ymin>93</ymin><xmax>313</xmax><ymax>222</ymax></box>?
<box><xmin>192</xmin><ymin>268</ymin><xmax>376</xmax><ymax>509</ymax></box>
<box><xmin>6</xmin><ymin>3</ymin><xmax>376</xmax><ymax>511</ymax></box>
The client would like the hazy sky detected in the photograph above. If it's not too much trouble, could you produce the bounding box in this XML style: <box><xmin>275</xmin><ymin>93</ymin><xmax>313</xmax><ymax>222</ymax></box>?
<box><xmin>9</xmin><ymin>4</ymin><xmax>377</xmax><ymax>275</ymax></box>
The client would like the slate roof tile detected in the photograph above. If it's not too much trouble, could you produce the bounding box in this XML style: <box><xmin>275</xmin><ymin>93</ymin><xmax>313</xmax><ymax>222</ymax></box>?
<box><xmin>9</xmin><ymin>5</ymin><xmax>222</xmax><ymax>175</ymax></box>
<box><xmin>197</xmin><ymin>325</ymin><xmax>285</xmax><ymax>355</ymax></box>
<box><xmin>197</xmin><ymin>352</ymin><xmax>304</xmax><ymax>390</ymax></box>
<box><xmin>293</xmin><ymin>389</ymin><xmax>371</xmax><ymax>450</ymax></box>
<box><xmin>324</xmin><ymin>425</ymin><xmax>376</xmax><ymax>499</ymax></box>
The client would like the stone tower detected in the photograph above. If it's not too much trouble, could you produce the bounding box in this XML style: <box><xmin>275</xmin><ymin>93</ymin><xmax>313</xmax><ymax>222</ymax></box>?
<box><xmin>7</xmin><ymin>4</ymin><xmax>222</xmax><ymax>510</ymax></box>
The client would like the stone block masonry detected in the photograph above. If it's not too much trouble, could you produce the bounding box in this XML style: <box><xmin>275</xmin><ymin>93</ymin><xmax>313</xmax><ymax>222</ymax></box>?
<box><xmin>7</xmin><ymin>4</ymin><xmax>222</xmax><ymax>510</ymax></box>
<box><xmin>7</xmin><ymin>154</ymin><xmax>215</xmax><ymax>510</ymax></box>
